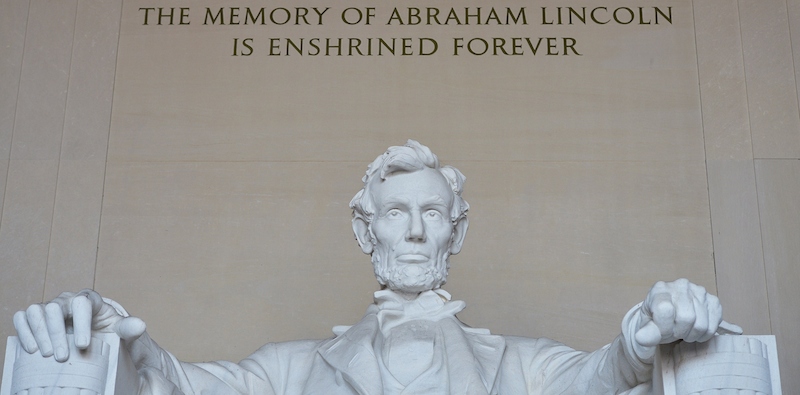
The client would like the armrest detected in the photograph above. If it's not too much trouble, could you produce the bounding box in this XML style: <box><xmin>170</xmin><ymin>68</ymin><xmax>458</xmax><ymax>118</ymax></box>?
<box><xmin>1</xmin><ymin>333</ymin><xmax>137</xmax><ymax>395</ymax></box>
<box><xmin>654</xmin><ymin>335</ymin><xmax>782</xmax><ymax>395</ymax></box>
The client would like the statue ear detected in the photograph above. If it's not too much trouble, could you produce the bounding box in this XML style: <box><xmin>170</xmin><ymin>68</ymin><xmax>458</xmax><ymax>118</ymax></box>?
<box><xmin>352</xmin><ymin>217</ymin><xmax>374</xmax><ymax>254</ymax></box>
<box><xmin>449</xmin><ymin>217</ymin><xmax>469</xmax><ymax>255</ymax></box>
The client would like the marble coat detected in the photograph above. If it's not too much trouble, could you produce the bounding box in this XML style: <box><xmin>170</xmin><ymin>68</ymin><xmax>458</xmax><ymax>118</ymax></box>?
<box><xmin>130</xmin><ymin>291</ymin><xmax>653</xmax><ymax>395</ymax></box>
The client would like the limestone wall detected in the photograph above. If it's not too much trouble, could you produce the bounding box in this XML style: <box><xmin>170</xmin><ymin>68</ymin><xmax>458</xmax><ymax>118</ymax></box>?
<box><xmin>0</xmin><ymin>0</ymin><xmax>797</xmax><ymax>391</ymax></box>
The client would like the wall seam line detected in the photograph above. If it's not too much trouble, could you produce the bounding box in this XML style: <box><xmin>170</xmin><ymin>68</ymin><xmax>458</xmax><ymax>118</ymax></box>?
<box><xmin>0</xmin><ymin>0</ymin><xmax>32</xmax><ymax>248</ymax></box>
<box><xmin>42</xmin><ymin>0</ymin><xmax>80</xmax><ymax>303</ymax></box>
<box><xmin>94</xmin><ymin>0</ymin><xmax>126</xmax><ymax>290</ymax></box>
<box><xmin>690</xmin><ymin>0</ymin><xmax>717</xmax><ymax>293</ymax></box>
<box><xmin>784</xmin><ymin>0</ymin><xmax>800</xmax><ymax>155</ymax></box>
<box><xmin>738</xmin><ymin>0</ymin><xmax>774</xmax><ymax>335</ymax></box>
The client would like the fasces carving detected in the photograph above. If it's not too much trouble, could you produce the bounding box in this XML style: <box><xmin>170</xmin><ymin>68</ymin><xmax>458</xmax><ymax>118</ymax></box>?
<box><xmin>1</xmin><ymin>333</ymin><xmax>136</xmax><ymax>395</ymax></box>
<box><xmin>656</xmin><ymin>335</ymin><xmax>782</xmax><ymax>395</ymax></box>
<box><xmin>6</xmin><ymin>141</ymin><xmax>778</xmax><ymax>394</ymax></box>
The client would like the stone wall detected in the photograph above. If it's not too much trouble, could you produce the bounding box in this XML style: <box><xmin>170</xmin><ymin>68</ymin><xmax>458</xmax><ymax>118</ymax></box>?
<box><xmin>1</xmin><ymin>0</ymin><xmax>797</xmax><ymax>391</ymax></box>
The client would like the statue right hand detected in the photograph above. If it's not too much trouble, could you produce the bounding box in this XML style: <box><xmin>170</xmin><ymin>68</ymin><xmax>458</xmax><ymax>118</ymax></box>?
<box><xmin>13</xmin><ymin>289</ymin><xmax>146</xmax><ymax>362</ymax></box>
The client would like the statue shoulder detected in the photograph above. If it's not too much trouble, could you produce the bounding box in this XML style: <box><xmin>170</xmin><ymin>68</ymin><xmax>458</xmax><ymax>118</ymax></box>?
<box><xmin>501</xmin><ymin>335</ymin><xmax>586</xmax><ymax>361</ymax></box>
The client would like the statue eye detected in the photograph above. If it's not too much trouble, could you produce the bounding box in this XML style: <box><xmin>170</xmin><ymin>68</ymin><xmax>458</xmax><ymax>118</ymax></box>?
<box><xmin>387</xmin><ymin>209</ymin><xmax>402</xmax><ymax>217</ymax></box>
<box><xmin>425</xmin><ymin>210</ymin><xmax>443</xmax><ymax>219</ymax></box>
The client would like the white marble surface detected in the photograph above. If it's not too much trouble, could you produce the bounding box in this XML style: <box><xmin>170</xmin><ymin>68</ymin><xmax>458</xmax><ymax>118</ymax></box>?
<box><xmin>7</xmin><ymin>141</ymin><xmax>734</xmax><ymax>394</ymax></box>
<box><xmin>1</xmin><ymin>1</ymin><xmax>798</xmax><ymax>391</ymax></box>
<box><xmin>656</xmin><ymin>335</ymin><xmax>781</xmax><ymax>395</ymax></box>
<box><xmin>1</xmin><ymin>333</ymin><xmax>136</xmax><ymax>395</ymax></box>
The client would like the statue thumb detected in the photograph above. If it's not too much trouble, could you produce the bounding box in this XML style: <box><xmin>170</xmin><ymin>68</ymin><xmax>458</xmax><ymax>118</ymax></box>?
<box><xmin>114</xmin><ymin>316</ymin><xmax>146</xmax><ymax>341</ymax></box>
<box><xmin>635</xmin><ymin>320</ymin><xmax>662</xmax><ymax>347</ymax></box>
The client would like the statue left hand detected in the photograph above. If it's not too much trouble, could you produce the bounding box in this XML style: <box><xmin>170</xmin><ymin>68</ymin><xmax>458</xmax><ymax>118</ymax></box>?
<box><xmin>633</xmin><ymin>278</ymin><xmax>733</xmax><ymax>348</ymax></box>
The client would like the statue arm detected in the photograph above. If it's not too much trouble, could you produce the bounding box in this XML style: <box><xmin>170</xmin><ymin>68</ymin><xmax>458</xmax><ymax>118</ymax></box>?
<box><xmin>511</xmin><ymin>279</ymin><xmax>728</xmax><ymax>394</ymax></box>
<box><xmin>114</xmin><ymin>322</ymin><xmax>322</xmax><ymax>395</ymax></box>
<box><xmin>537</xmin><ymin>307</ymin><xmax>653</xmax><ymax>394</ymax></box>
<box><xmin>539</xmin><ymin>339</ymin><xmax>649</xmax><ymax>394</ymax></box>
<box><xmin>12</xmin><ymin>289</ymin><xmax>317</xmax><ymax>395</ymax></box>
<box><xmin>502</xmin><ymin>307</ymin><xmax>651</xmax><ymax>395</ymax></box>
<box><xmin>95</xmin><ymin>326</ymin><xmax>329</xmax><ymax>395</ymax></box>
<box><xmin>123</xmin><ymin>332</ymin><xmax>283</xmax><ymax>395</ymax></box>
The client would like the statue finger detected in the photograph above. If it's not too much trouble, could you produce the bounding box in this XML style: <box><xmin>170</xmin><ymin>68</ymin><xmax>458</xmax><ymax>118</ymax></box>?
<box><xmin>684</xmin><ymin>297</ymin><xmax>708</xmax><ymax>343</ymax></box>
<box><xmin>26</xmin><ymin>304</ymin><xmax>54</xmax><ymax>357</ymax></box>
<box><xmin>642</xmin><ymin>281</ymin><xmax>667</xmax><ymax>318</ymax></box>
<box><xmin>648</xmin><ymin>292</ymin><xmax>675</xmax><ymax>341</ymax></box>
<box><xmin>688</xmin><ymin>282</ymin><xmax>708</xmax><ymax>304</ymax></box>
<box><xmin>51</xmin><ymin>291</ymin><xmax>78</xmax><ymax>317</ymax></box>
<box><xmin>76</xmin><ymin>289</ymin><xmax>105</xmax><ymax>315</ymax></box>
<box><xmin>71</xmin><ymin>295</ymin><xmax>93</xmax><ymax>349</ymax></box>
<box><xmin>672</xmin><ymin>292</ymin><xmax>696</xmax><ymax>340</ymax></box>
<box><xmin>115</xmin><ymin>316</ymin><xmax>146</xmax><ymax>342</ymax></box>
<box><xmin>634</xmin><ymin>320</ymin><xmax>662</xmax><ymax>347</ymax></box>
<box><xmin>700</xmin><ymin>294</ymin><xmax>724</xmax><ymax>342</ymax></box>
<box><xmin>45</xmin><ymin>302</ymin><xmax>69</xmax><ymax>361</ymax></box>
<box><xmin>13</xmin><ymin>310</ymin><xmax>39</xmax><ymax>353</ymax></box>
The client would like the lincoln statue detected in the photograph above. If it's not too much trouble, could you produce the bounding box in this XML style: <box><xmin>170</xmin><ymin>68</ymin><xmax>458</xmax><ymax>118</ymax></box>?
<box><xmin>12</xmin><ymin>140</ymin><xmax>730</xmax><ymax>394</ymax></box>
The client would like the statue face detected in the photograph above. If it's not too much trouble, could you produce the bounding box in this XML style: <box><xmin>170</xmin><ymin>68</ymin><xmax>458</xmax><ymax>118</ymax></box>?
<box><xmin>368</xmin><ymin>168</ymin><xmax>458</xmax><ymax>293</ymax></box>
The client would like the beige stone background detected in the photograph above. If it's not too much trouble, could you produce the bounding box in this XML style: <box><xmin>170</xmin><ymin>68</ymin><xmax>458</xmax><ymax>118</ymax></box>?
<box><xmin>0</xmin><ymin>0</ymin><xmax>798</xmax><ymax>392</ymax></box>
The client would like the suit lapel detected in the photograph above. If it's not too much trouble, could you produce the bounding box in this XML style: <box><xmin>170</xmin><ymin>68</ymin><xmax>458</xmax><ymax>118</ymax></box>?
<box><xmin>466</xmin><ymin>330</ymin><xmax>506</xmax><ymax>393</ymax></box>
<box><xmin>314</xmin><ymin>304</ymin><xmax>507</xmax><ymax>395</ymax></box>
<box><xmin>317</xmin><ymin>314</ymin><xmax>383</xmax><ymax>395</ymax></box>
<box><xmin>394</xmin><ymin>318</ymin><xmax>506</xmax><ymax>395</ymax></box>
<box><xmin>439</xmin><ymin>319</ymin><xmax>507</xmax><ymax>394</ymax></box>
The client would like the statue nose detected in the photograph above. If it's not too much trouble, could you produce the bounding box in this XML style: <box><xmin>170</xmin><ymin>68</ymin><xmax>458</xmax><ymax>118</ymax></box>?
<box><xmin>406</xmin><ymin>212</ymin><xmax>426</xmax><ymax>242</ymax></box>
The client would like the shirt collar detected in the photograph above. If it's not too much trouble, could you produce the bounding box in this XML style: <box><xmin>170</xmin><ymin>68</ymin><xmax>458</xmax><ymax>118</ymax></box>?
<box><xmin>369</xmin><ymin>288</ymin><xmax>467</xmax><ymax>335</ymax></box>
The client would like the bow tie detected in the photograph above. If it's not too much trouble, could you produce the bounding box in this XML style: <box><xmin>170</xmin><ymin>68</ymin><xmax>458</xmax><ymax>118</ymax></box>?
<box><xmin>331</xmin><ymin>289</ymin><xmax>493</xmax><ymax>337</ymax></box>
<box><xmin>370</xmin><ymin>289</ymin><xmax>467</xmax><ymax>335</ymax></box>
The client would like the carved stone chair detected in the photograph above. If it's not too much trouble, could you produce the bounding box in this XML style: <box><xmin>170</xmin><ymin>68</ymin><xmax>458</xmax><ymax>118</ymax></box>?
<box><xmin>1</xmin><ymin>333</ymin><xmax>136</xmax><ymax>395</ymax></box>
<box><xmin>654</xmin><ymin>335</ymin><xmax>782</xmax><ymax>395</ymax></box>
<box><xmin>1</xmin><ymin>332</ymin><xmax>782</xmax><ymax>394</ymax></box>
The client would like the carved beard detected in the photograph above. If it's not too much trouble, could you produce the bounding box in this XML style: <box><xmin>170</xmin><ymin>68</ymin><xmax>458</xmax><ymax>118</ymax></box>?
<box><xmin>371</xmin><ymin>251</ymin><xmax>450</xmax><ymax>293</ymax></box>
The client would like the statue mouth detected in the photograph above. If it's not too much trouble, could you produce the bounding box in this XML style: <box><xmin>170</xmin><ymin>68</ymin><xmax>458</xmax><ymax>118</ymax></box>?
<box><xmin>396</xmin><ymin>254</ymin><xmax>429</xmax><ymax>263</ymax></box>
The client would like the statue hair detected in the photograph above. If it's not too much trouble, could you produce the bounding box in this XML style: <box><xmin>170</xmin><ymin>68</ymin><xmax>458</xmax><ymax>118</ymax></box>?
<box><xmin>349</xmin><ymin>140</ymin><xmax>469</xmax><ymax>225</ymax></box>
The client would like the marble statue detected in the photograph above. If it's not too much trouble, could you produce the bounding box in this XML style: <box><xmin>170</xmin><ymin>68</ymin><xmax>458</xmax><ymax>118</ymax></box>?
<box><xmin>654</xmin><ymin>334</ymin><xmax>781</xmax><ymax>394</ymax></box>
<box><xmin>10</xmin><ymin>140</ymin><xmax>745</xmax><ymax>394</ymax></box>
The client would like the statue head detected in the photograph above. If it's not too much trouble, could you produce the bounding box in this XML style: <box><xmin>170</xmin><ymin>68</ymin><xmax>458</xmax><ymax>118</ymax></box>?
<box><xmin>350</xmin><ymin>140</ymin><xmax>469</xmax><ymax>294</ymax></box>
